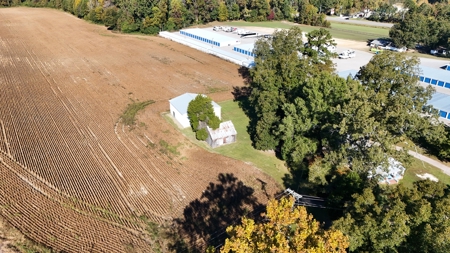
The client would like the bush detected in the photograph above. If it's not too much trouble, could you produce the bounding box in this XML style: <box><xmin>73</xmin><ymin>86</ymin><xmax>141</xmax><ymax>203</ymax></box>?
<box><xmin>121</xmin><ymin>20</ymin><xmax>140</xmax><ymax>33</ymax></box>
<box><xmin>141</xmin><ymin>25</ymin><xmax>159</xmax><ymax>35</ymax></box>
<box><xmin>196</xmin><ymin>128</ymin><xmax>208</xmax><ymax>141</ymax></box>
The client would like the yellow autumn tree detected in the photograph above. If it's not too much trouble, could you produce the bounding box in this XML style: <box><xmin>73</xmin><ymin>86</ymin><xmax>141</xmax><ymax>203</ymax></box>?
<box><xmin>221</xmin><ymin>197</ymin><xmax>349</xmax><ymax>253</ymax></box>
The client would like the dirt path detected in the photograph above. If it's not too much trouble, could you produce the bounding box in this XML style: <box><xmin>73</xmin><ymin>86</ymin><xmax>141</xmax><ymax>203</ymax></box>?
<box><xmin>395</xmin><ymin>146</ymin><xmax>450</xmax><ymax>176</ymax></box>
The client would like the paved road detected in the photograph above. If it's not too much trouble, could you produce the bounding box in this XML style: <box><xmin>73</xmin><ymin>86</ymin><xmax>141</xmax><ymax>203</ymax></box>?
<box><xmin>327</xmin><ymin>16</ymin><xmax>394</xmax><ymax>28</ymax></box>
<box><xmin>395</xmin><ymin>146</ymin><xmax>450</xmax><ymax>176</ymax></box>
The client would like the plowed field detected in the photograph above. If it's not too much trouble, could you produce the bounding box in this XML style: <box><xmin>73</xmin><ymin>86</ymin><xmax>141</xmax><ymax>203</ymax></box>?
<box><xmin>0</xmin><ymin>8</ymin><xmax>280</xmax><ymax>252</ymax></box>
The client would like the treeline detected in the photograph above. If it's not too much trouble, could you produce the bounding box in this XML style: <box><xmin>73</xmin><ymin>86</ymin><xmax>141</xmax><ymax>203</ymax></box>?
<box><xmin>0</xmin><ymin>0</ymin><xmax>330</xmax><ymax>34</ymax></box>
<box><xmin>390</xmin><ymin>1</ymin><xmax>450</xmax><ymax>50</ymax></box>
<box><xmin>242</xmin><ymin>27</ymin><xmax>450</xmax><ymax>252</ymax></box>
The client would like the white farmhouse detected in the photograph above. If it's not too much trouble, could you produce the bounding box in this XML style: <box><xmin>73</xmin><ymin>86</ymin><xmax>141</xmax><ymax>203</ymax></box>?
<box><xmin>169</xmin><ymin>93</ymin><xmax>221</xmax><ymax>128</ymax></box>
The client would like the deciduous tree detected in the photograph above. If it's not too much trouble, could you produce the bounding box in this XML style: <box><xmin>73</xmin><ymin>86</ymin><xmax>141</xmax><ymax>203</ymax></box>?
<box><xmin>334</xmin><ymin>180</ymin><xmax>450</xmax><ymax>252</ymax></box>
<box><xmin>221</xmin><ymin>197</ymin><xmax>349</xmax><ymax>253</ymax></box>
<box><xmin>187</xmin><ymin>94</ymin><xmax>220</xmax><ymax>140</ymax></box>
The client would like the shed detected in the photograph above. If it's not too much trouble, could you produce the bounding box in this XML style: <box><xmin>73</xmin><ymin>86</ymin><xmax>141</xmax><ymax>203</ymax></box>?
<box><xmin>179</xmin><ymin>29</ymin><xmax>241</xmax><ymax>47</ymax></box>
<box><xmin>233</xmin><ymin>43</ymin><xmax>255</xmax><ymax>57</ymax></box>
<box><xmin>169</xmin><ymin>93</ymin><xmax>221</xmax><ymax>128</ymax></box>
<box><xmin>206</xmin><ymin>120</ymin><xmax>237</xmax><ymax>148</ymax></box>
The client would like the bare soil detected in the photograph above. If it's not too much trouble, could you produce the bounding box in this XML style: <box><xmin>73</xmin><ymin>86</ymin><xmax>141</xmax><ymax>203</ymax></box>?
<box><xmin>0</xmin><ymin>8</ymin><xmax>280</xmax><ymax>252</ymax></box>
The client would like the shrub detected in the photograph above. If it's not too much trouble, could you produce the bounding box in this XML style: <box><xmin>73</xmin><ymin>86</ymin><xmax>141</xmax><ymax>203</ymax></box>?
<box><xmin>196</xmin><ymin>128</ymin><xmax>208</xmax><ymax>141</ymax></box>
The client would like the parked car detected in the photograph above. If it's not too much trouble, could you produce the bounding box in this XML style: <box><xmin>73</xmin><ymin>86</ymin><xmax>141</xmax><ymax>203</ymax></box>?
<box><xmin>431</xmin><ymin>48</ymin><xmax>447</xmax><ymax>56</ymax></box>
<box><xmin>339</xmin><ymin>50</ymin><xmax>356</xmax><ymax>59</ymax></box>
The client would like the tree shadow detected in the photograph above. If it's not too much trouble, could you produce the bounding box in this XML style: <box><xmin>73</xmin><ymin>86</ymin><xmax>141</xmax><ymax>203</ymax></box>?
<box><xmin>282</xmin><ymin>160</ymin><xmax>366</xmax><ymax>222</ymax></box>
<box><xmin>168</xmin><ymin>173</ymin><xmax>265</xmax><ymax>253</ymax></box>
<box><xmin>232</xmin><ymin>67</ymin><xmax>259</xmax><ymax>148</ymax></box>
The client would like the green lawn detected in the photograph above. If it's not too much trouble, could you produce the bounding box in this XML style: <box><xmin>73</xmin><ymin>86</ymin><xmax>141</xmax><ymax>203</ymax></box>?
<box><xmin>401</xmin><ymin>157</ymin><xmax>450</xmax><ymax>187</ymax></box>
<box><xmin>223</xmin><ymin>21</ymin><xmax>296</xmax><ymax>29</ymax></box>
<box><xmin>164</xmin><ymin>100</ymin><xmax>289</xmax><ymax>186</ymax></box>
<box><xmin>215</xmin><ymin>100</ymin><xmax>289</xmax><ymax>185</ymax></box>
<box><xmin>218</xmin><ymin>20</ymin><xmax>389</xmax><ymax>42</ymax></box>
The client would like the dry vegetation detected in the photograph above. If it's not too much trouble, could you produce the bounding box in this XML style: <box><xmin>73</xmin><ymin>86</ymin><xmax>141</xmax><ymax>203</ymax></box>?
<box><xmin>0</xmin><ymin>8</ymin><xmax>280</xmax><ymax>252</ymax></box>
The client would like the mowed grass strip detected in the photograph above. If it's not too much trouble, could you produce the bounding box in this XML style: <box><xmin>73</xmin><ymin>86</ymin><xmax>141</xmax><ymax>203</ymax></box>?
<box><xmin>401</xmin><ymin>157</ymin><xmax>450</xmax><ymax>188</ymax></box>
<box><xmin>216</xmin><ymin>100</ymin><xmax>288</xmax><ymax>185</ymax></box>
<box><xmin>220</xmin><ymin>20</ymin><xmax>389</xmax><ymax>42</ymax></box>
<box><xmin>164</xmin><ymin>100</ymin><xmax>288</xmax><ymax>185</ymax></box>
<box><xmin>121</xmin><ymin>100</ymin><xmax>155</xmax><ymax>125</ymax></box>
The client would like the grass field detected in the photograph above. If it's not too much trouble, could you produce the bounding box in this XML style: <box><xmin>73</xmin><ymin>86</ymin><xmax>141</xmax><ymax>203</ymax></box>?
<box><xmin>401</xmin><ymin>157</ymin><xmax>450</xmax><ymax>187</ymax></box>
<box><xmin>164</xmin><ymin>100</ymin><xmax>289</xmax><ymax>185</ymax></box>
<box><xmin>216</xmin><ymin>100</ymin><xmax>289</xmax><ymax>185</ymax></box>
<box><xmin>220</xmin><ymin>20</ymin><xmax>390</xmax><ymax>42</ymax></box>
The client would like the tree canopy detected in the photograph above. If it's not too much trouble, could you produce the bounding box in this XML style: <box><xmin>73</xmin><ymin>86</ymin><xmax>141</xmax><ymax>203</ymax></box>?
<box><xmin>389</xmin><ymin>2</ymin><xmax>450</xmax><ymax>51</ymax></box>
<box><xmin>187</xmin><ymin>94</ymin><xmax>221</xmax><ymax>140</ymax></box>
<box><xmin>334</xmin><ymin>180</ymin><xmax>450</xmax><ymax>252</ymax></box>
<box><xmin>221</xmin><ymin>197</ymin><xmax>349</xmax><ymax>253</ymax></box>
<box><xmin>249</xmin><ymin>28</ymin><xmax>446</xmax><ymax>206</ymax></box>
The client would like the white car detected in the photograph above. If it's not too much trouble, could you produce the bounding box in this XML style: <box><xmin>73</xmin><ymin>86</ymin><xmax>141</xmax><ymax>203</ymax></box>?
<box><xmin>339</xmin><ymin>50</ymin><xmax>356</xmax><ymax>59</ymax></box>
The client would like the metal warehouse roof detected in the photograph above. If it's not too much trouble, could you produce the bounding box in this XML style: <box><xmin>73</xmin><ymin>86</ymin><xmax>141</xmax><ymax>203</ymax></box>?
<box><xmin>211</xmin><ymin>47</ymin><xmax>249</xmax><ymax>61</ymax></box>
<box><xmin>337</xmin><ymin>69</ymin><xmax>358</xmax><ymax>79</ymax></box>
<box><xmin>420</xmin><ymin>65</ymin><xmax>450</xmax><ymax>82</ymax></box>
<box><xmin>233</xmin><ymin>43</ymin><xmax>255</xmax><ymax>51</ymax></box>
<box><xmin>207</xmin><ymin>120</ymin><xmax>237</xmax><ymax>140</ymax></box>
<box><xmin>429</xmin><ymin>92</ymin><xmax>450</xmax><ymax>112</ymax></box>
<box><xmin>180</xmin><ymin>29</ymin><xmax>239</xmax><ymax>44</ymax></box>
<box><xmin>169</xmin><ymin>93</ymin><xmax>220</xmax><ymax>115</ymax></box>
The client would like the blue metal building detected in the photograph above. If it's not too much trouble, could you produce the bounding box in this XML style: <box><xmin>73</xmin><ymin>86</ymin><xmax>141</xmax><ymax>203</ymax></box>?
<box><xmin>233</xmin><ymin>44</ymin><xmax>255</xmax><ymax>57</ymax></box>
<box><xmin>419</xmin><ymin>65</ymin><xmax>450</xmax><ymax>90</ymax></box>
<box><xmin>179</xmin><ymin>29</ymin><xmax>240</xmax><ymax>47</ymax></box>
<box><xmin>429</xmin><ymin>92</ymin><xmax>450</xmax><ymax>120</ymax></box>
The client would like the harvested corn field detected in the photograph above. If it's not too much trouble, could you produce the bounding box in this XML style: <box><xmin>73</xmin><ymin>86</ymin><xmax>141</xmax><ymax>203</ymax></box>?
<box><xmin>0</xmin><ymin>7</ymin><xmax>280</xmax><ymax>252</ymax></box>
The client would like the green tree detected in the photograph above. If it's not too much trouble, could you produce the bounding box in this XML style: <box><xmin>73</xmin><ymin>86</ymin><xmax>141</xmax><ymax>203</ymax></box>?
<box><xmin>389</xmin><ymin>12</ymin><xmax>428</xmax><ymax>48</ymax></box>
<box><xmin>102</xmin><ymin>7</ymin><xmax>119</xmax><ymax>28</ymax></box>
<box><xmin>168</xmin><ymin>0</ymin><xmax>185</xmax><ymax>29</ymax></box>
<box><xmin>221</xmin><ymin>197</ymin><xmax>349</xmax><ymax>253</ymax></box>
<box><xmin>218</xmin><ymin>1</ymin><xmax>228</xmax><ymax>21</ymax></box>
<box><xmin>356</xmin><ymin>52</ymin><xmax>445</xmax><ymax>144</ymax></box>
<box><xmin>334</xmin><ymin>180</ymin><xmax>450</xmax><ymax>252</ymax></box>
<box><xmin>250</xmin><ymin>0</ymin><xmax>270</xmax><ymax>21</ymax></box>
<box><xmin>249</xmin><ymin>26</ymin><xmax>307</xmax><ymax>150</ymax></box>
<box><xmin>304</xmin><ymin>28</ymin><xmax>336</xmax><ymax>70</ymax></box>
<box><xmin>187</xmin><ymin>95</ymin><xmax>221</xmax><ymax>140</ymax></box>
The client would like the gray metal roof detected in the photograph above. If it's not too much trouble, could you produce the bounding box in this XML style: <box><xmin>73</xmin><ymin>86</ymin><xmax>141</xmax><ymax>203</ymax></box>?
<box><xmin>207</xmin><ymin>120</ymin><xmax>237</xmax><ymax>140</ymax></box>
<box><xmin>169</xmin><ymin>93</ymin><xmax>220</xmax><ymax>115</ymax></box>
<box><xmin>429</xmin><ymin>92</ymin><xmax>450</xmax><ymax>112</ymax></box>
<box><xmin>211</xmin><ymin>47</ymin><xmax>250</xmax><ymax>61</ymax></box>
<box><xmin>180</xmin><ymin>29</ymin><xmax>240</xmax><ymax>44</ymax></box>
<box><xmin>420</xmin><ymin>65</ymin><xmax>450</xmax><ymax>82</ymax></box>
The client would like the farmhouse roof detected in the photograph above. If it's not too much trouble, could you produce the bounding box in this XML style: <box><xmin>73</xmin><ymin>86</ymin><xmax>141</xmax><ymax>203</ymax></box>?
<box><xmin>207</xmin><ymin>120</ymin><xmax>237</xmax><ymax>140</ymax></box>
<box><xmin>169</xmin><ymin>93</ymin><xmax>220</xmax><ymax>115</ymax></box>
